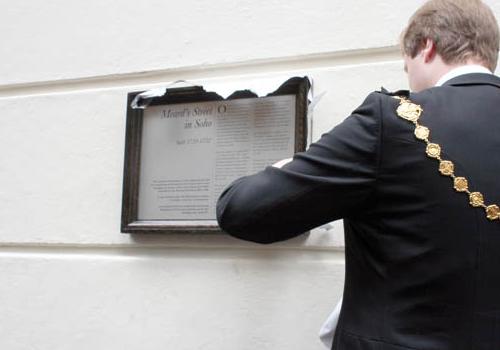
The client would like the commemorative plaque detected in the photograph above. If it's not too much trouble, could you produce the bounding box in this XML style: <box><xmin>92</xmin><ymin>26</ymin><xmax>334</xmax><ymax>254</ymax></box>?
<box><xmin>121</xmin><ymin>76</ymin><xmax>310</xmax><ymax>233</ymax></box>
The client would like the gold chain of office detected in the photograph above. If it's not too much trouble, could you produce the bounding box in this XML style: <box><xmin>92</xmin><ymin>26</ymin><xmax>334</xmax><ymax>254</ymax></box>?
<box><xmin>394</xmin><ymin>96</ymin><xmax>500</xmax><ymax>222</ymax></box>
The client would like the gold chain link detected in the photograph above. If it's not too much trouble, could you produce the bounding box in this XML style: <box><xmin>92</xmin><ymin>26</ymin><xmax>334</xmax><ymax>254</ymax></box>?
<box><xmin>394</xmin><ymin>96</ymin><xmax>500</xmax><ymax>222</ymax></box>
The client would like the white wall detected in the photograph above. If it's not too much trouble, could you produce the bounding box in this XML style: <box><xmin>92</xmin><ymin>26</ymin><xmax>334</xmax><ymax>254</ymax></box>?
<box><xmin>1</xmin><ymin>1</ymin><xmax>499</xmax><ymax>349</ymax></box>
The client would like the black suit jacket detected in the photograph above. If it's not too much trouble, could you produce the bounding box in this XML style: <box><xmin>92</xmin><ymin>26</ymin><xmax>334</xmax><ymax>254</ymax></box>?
<box><xmin>216</xmin><ymin>73</ymin><xmax>500</xmax><ymax>350</ymax></box>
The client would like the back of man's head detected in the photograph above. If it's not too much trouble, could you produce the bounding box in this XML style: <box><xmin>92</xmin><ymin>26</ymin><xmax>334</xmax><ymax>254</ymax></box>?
<box><xmin>401</xmin><ymin>0</ymin><xmax>499</xmax><ymax>72</ymax></box>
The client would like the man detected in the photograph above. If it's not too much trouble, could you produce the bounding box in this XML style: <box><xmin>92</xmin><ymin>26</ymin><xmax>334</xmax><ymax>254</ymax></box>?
<box><xmin>217</xmin><ymin>0</ymin><xmax>500</xmax><ymax>349</ymax></box>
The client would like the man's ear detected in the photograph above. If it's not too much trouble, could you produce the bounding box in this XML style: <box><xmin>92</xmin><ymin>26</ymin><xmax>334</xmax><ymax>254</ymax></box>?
<box><xmin>422</xmin><ymin>38</ymin><xmax>437</xmax><ymax>63</ymax></box>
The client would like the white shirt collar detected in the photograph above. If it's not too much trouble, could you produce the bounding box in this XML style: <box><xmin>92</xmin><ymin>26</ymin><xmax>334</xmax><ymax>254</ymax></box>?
<box><xmin>435</xmin><ymin>65</ymin><xmax>492</xmax><ymax>86</ymax></box>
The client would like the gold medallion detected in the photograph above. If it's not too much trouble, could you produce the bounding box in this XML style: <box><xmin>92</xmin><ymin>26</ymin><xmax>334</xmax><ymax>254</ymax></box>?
<box><xmin>469</xmin><ymin>192</ymin><xmax>484</xmax><ymax>207</ymax></box>
<box><xmin>397</xmin><ymin>102</ymin><xmax>422</xmax><ymax>122</ymax></box>
<box><xmin>454</xmin><ymin>177</ymin><xmax>469</xmax><ymax>192</ymax></box>
<box><xmin>486</xmin><ymin>205</ymin><xmax>500</xmax><ymax>221</ymax></box>
<box><xmin>414</xmin><ymin>126</ymin><xmax>430</xmax><ymax>140</ymax></box>
<box><xmin>426</xmin><ymin>143</ymin><xmax>441</xmax><ymax>159</ymax></box>
<box><xmin>439</xmin><ymin>160</ymin><xmax>454</xmax><ymax>176</ymax></box>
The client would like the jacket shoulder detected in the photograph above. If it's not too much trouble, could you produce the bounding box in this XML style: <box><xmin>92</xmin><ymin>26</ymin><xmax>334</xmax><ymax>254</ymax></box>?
<box><xmin>371</xmin><ymin>87</ymin><xmax>414</xmax><ymax>116</ymax></box>
<box><xmin>354</xmin><ymin>88</ymin><xmax>409</xmax><ymax>117</ymax></box>
<box><xmin>356</xmin><ymin>88</ymin><xmax>411</xmax><ymax>109</ymax></box>
<box><xmin>376</xmin><ymin>87</ymin><xmax>410</xmax><ymax>98</ymax></box>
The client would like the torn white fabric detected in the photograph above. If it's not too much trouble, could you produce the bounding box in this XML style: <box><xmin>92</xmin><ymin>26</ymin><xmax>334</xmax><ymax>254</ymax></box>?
<box><xmin>319</xmin><ymin>297</ymin><xmax>343</xmax><ymax>349</ymax></box>
<box><xmin>130</xmin><ymin>76</ymin><xmax>318</xmax><ymax>109</ymax></box>
<box><xmin>131</xmin><ymin>80</ymin><xmax>192</xmax><ymax>109</ymax></box>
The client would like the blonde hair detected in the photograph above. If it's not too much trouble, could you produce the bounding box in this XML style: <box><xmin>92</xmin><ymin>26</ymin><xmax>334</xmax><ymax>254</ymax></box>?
<box><xmin>401</xmin><ymin>0</ymin><xmax>499</xmax><ymax>71</ymax></box>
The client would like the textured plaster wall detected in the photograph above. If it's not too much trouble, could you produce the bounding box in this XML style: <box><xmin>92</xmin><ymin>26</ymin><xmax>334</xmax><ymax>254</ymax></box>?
<box><xmin>1</xmin><ymin>1</ymin><xmax>499</xmax><ymax>349</ymax></box>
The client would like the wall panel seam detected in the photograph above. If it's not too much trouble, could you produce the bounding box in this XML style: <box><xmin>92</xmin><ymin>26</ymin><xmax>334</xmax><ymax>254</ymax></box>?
<box><xmin>0</xmin><ymin>243</ymin><xmax>345</xmax><ymax>254</ymax></box>
<box><xmin>0</xmin><ymin>46</ymin><xmax>402</xmax><ymax>99</ymax></box>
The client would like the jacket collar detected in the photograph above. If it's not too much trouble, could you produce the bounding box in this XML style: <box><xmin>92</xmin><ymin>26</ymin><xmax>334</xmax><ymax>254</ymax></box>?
<box><xmin>443</xmin><ymin>73</ymin><xmax>500</xmax><ymax>89</ymax></box>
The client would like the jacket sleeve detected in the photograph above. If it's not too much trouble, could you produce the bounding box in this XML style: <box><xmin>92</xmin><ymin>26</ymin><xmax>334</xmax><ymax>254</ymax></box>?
<box><xmin>216</xmin><ymin>92</ymin><xmax>383</xmax><ymax>244</ymax></box>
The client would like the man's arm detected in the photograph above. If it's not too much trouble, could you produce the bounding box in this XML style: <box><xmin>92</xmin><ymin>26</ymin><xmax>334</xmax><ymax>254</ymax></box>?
<box><xmin>216</xmin><ymin>92</ymin><xmax>383</xmax><ymax>244</ymax></box>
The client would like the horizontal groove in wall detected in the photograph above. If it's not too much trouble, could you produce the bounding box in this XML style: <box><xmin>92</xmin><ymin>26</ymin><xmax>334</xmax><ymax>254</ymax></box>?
<box><xmin>0</xmin><ymin>46</ymin><xmax>401</xmax><ymax>99</ymax></box>
<box><xmin>0</xmin><ymin>244</ymin><xmax>346</xmax><ymax>258</ymax></box>
<box><xmin>0</xmin><ymin>242</ymin><xmax>345</xmax><ymax>253</ymax></box>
